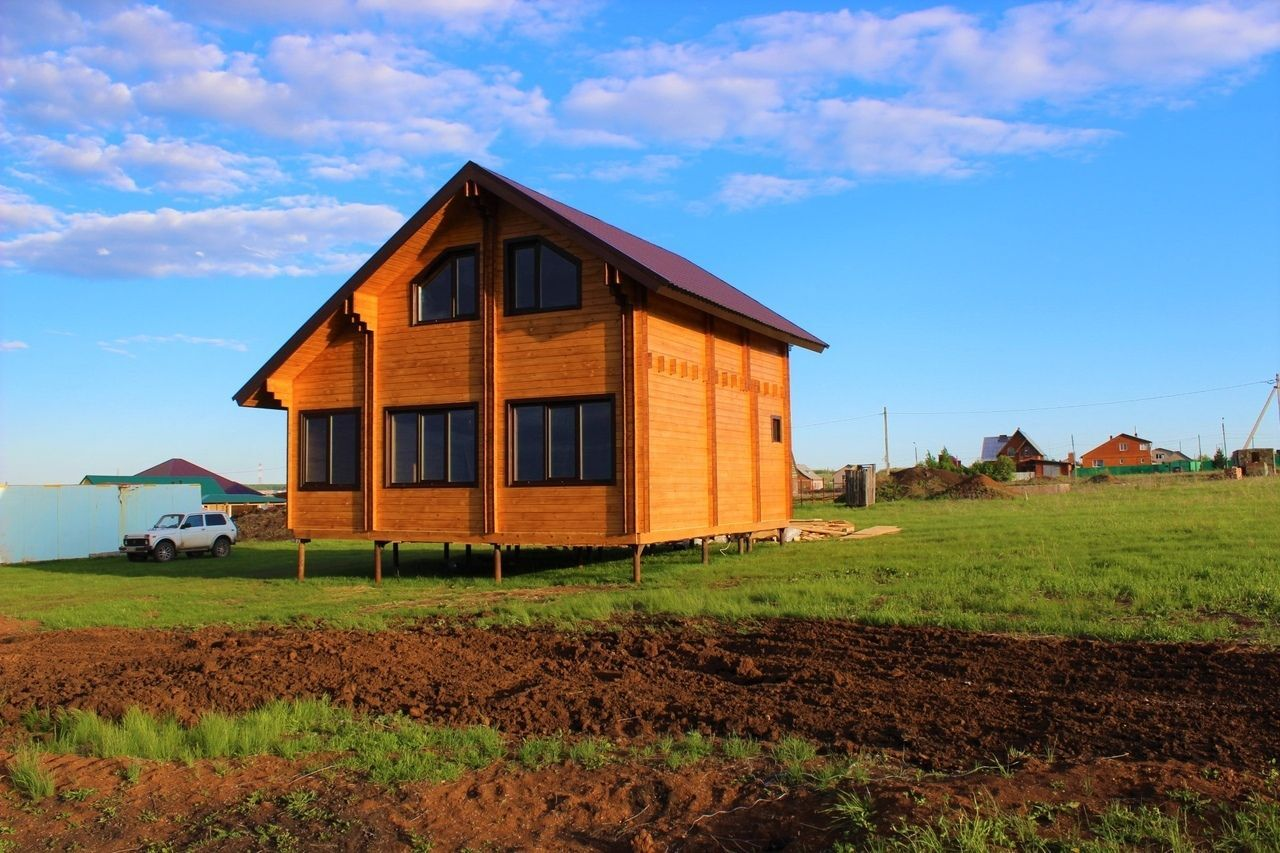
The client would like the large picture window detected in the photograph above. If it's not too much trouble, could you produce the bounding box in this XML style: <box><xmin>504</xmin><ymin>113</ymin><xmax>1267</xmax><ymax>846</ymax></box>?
<box><xmin>505</xmin><ymin>238</ymin><xmax>580</xmax><ymax>314</ymax></box>
<box><xmin>510</xmin><ymin>398</ymin><xmax>613</xmax><ymax>484</ymax></box>
<box><xmin>301</xmin><ymin>410</ymin><xmax>360</xmax><ymax>488</ymax></box>
<box><xmin>414</xmin><ymin>248</ymin><xmax>477</xmax><ymax>324</ymax></box>
<box><xmin>387</xmin><ymin>405</ymin><xmax>477</xmax><ymax>486</ymax></box>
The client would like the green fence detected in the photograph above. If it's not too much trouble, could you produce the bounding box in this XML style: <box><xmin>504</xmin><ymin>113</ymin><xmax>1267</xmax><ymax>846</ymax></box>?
<box><xmin>1077</xmin><ymin>461</ymin><xmax>1207</xmax><ymax>477</ymax></box>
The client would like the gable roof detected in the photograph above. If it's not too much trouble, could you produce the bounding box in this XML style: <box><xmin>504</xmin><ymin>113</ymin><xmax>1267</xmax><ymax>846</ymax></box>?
<box><xmin>137</xmin><ymin>458</ymin><xmax>262</xmax><ymax>496</ymax></box>
<box><xmin>80</xmin><ymin>474</ymin><xmax>282</xmax><ymax>504</ymax></box>
<box><xmin>980</xmin><ymin>429</ymin><xmax>1044</xmax><ymax>461</ymax></box>
<box><xmin>234</xmin><ymin>161</ymin><xmax>826</xmax><ymax>407</ymax></box>
<box><xmin>794</xmin><ymin>463</ymin><xmax>821</xmax><ymax>480</ymax></box>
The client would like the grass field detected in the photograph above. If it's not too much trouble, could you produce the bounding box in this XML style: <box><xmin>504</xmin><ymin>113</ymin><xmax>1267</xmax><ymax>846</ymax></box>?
<box><xmin>1</xmin><ymin>475</ymin><xmax>1276</xmax><ymax>642</ymax></box>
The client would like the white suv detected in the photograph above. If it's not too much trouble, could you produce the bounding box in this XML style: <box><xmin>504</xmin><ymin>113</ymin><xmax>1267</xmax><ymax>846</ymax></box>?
<box><xmin>120</xmin><ymin>511</ymin><xmax>238</xmax><ymax>562</ymax></box>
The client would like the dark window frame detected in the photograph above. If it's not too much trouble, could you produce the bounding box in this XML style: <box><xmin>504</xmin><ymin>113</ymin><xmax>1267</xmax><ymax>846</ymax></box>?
<box><xmin>507</xmin><ymin>395</ymin><xmax>615</xmax><ymax>486</ymax></box>
<box><xmin>299</xmin><ymin>408</ymin><xmax>362</xmax><ymax>491</ymax></box>
<box><xmin>770</xmin><ymin>415</ymin><xmax>783</xmax><ymax>443</ymax></box>
<box><xmin>384</xmin><ymin>403</ymin><xmax>480</xmax><ymax>488</ymax></box>
<box><xmin>411</xmin><ymin>245</ymin><xmax>480</xmax><ymax>326</ymax></box>
<box><xmin>503</xmin><ymin>236</ymin><xmax>582</xmax><ymax>316</ymax></box>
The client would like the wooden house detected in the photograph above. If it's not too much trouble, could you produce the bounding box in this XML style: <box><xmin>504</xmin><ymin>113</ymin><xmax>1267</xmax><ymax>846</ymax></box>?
<box><xmin>234</xmin><ymin>162</ymin><xmax>826</xmax><ymax>582</ymax></box>
<box><xmin>1081</xmin><ymin>433</ymin><xmax>1152</xmax><ymax>469</ymax></box>
<box><xmin>978</xmin><ymin>429</ymin><xmax>1074</xmax><ymax>478</ymax></box>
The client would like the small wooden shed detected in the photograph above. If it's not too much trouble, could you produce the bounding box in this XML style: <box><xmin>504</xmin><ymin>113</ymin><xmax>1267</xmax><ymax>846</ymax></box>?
<box><xmin>234</xmin><ymin>162</ymin><xmax>826</xmax><ymax>581</ymax></box>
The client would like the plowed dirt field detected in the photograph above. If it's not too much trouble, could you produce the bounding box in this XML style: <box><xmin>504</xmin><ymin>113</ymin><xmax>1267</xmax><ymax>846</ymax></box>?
<box><xmin>1</xmin><ymin>618</ymin><xmax>1277</xmax><ymax>849</ymax></box>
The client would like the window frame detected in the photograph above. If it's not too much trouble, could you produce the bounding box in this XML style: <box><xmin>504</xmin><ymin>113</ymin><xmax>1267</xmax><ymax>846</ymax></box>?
<box><xmin>770</xmin><ymin>415</ymin><xmax>782</xmax><ymax>443</ymax></box>
<box><xmin>299</xmin><ymin>408</ymin><xmax>362</xmax><ymax>491</ymax></box>
<box><xmin>503</xmin><ymin>236</ymin><xmax>582</xmax><ymax>316</ymax></box>
<box><xmin>411</xmin><ymin>245</ymin><xmax>480</xmax><ymax>326</ymax></box>
<box><xmin>384</xmin><ymin>403</ymin><xmax>480</xmax><ymax>488</ymax></box>
<box><xmin>507</xmin><ymin>395</ymin><xmax>615</xmax><ymax>486</ymax></box>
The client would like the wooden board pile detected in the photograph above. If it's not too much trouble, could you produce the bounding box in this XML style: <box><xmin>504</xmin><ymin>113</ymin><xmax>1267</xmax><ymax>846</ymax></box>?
<box><xmin>784</xmin><ymin>519</ymin><xmax>902</xmax><ymax>541</ymax></box>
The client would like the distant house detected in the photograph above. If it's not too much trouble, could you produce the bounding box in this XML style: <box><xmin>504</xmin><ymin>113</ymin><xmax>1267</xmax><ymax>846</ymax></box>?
<box><xmin>832</xmin><ymin>464</ymin><xmax>857</xmax><ymax>490</ymax></box>
<box><xmin>1081</xmin><ymin>434</ymin><xmax>1153</xmax><ymax>469</ymax></box>
<box><xmin>978</xmin><ymin>428</ymin><xmax>1074</xmax><ymax>478</ymax></box>
<box><xmin>82</xmin><ymin>458</ymin><xmax>282</xmax><ymax>513</ymax></box>
<box><xmin>1152</xmin><ymin>448</ymin><xmax>1190</xmax><ymax>464</ymax></box>
<box><xmin>793</xmin><ymin>462</ymin><xmax>824</xmax><ymax>494</ymax></box>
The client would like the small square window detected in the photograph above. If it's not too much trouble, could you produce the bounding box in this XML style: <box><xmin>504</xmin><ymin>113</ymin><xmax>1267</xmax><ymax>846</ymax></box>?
<box><xmin>770</xmin><ymin>416</ymin><xmax>782</xmax><ymax>443</ymax></box>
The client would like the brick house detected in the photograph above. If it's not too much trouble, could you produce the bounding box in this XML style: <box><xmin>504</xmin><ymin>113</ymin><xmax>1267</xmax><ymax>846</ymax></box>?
<box><xmin>1081</xmin><ymin>433</ymin><xmax>1153</xmax><ymax>469</ymax></box>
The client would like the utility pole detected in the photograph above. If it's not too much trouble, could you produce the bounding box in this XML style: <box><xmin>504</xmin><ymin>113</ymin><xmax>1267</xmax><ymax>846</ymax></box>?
<box><xmin>913</xmin><ymin>442</ymin><xmax>918</xmax><ymax>465</ymax></box>
<box><xmin>1242</xmin><ymin>373</ymin><xmax>1280</xmax><ymax>450</ymax></box>
<box><xmin>1197</xmin><ymin>435</ymin><xmax>1203</xmax><ymax>459</ymax></box>
<box><xmin>1071</xmin><ymin>434</ymin><xmax>1077</xmax><ymax>478</ymax></box>
<box><xmin>882</xmin><ymin>407</ymin><xmax>890</xmax><ymax>473</ymax></box>
<box><xmin>1221</xmin><ymin>418</ymin><xmax>1228</xmax><ymax>455</ymax></box>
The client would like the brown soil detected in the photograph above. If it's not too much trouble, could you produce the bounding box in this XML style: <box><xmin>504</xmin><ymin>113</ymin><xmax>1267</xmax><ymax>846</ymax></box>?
<box><xmin>234</xmin><ymin>505</ymin><xmax>291</xmax><ymax>540</ymax></box>
<box><xmin>1089</xmin><ymin>473</ymin><xmax>1120</xmax><ymax>484</ymax></box>
<box><xmin>3</xmin><ymin>619</ymin><xmax>1278</xmax><ymax>850</ymax></box>
<box><xmin>886</xmin><ymin>466</ymin><xmax>966</xmax><ymax>498</ymax></box>
<box><xmin>2</xmin><ymin>620</ymin><xmax>1276</xmax><ymax>771</ymax></box>
<box><xmin>0</xmin><ymin>749</ymin><xmax>1270</xmax><ymax>852</ymax></box>
<box><xmin>936</xmin><ymin>472</ymin><xmax>1015</xmax><ymax>500</ymax></box>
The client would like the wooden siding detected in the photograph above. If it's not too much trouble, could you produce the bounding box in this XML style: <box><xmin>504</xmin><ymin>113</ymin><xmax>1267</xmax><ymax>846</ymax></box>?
<box><xmin>289</xmin><ymin>317</ymin><xmax>365</xmax><ymax>533</ymax></box>
<box><xmin>645</xmin><ymin>297</ymin><xmax>711</xmax><ymax>531</ymax></box>
<box><xmin>371</xmin><ymin>200</ymin><xmax>484</xmax><ymax>535</ymax></box>
<box><xmin>491</xmin><ymin>205</ymin><xmax>625</xmax><ymax>537</ymax></box>
<box><xmin>267</xmin><ymin>186</ymin><xmax>797</xmax><ymax>545</ymax></box>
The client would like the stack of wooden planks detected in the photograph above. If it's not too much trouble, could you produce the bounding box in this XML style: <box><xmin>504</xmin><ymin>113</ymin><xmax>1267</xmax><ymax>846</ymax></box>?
<box><xmin>785</xmin><ymin>519</ymin><xmax>902</xmax><ymax>541</ymax></box>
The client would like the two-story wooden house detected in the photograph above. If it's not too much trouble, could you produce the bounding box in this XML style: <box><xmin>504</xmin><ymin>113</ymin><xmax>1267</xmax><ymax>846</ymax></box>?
<box><xmin>234</xmin><ymin>162</ymin><xmax>826</xmax><ymax>582</ymax></box>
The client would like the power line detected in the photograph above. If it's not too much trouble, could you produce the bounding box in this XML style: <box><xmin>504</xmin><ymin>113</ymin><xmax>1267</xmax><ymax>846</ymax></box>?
<box><xmin>794</xmin><ymin>379</ymin><xmax>1271</xmax><ymax>428</ymax></box>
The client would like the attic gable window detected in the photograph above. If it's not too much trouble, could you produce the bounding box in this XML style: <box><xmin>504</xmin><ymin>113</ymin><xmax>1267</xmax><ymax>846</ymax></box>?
<box><xmin>301</xmin><ymin>410</ymin><xmax>360</xmax><ymax>489</ymax></box>
<box><xmin>414</xmin><ymin>247</ymin><xmax>477</xmax><ymax>324</ymax></box>
<box><xmin>505</xmin><ymin>238</ymin><xmax>580</xmax><ymax>314</ymax></box>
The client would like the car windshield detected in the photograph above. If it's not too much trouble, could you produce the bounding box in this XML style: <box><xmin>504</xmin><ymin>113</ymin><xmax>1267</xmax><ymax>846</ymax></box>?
<box><xmin>153</xmin><ymin>514</ymin><xmax>183</xmax><ymax>529</ymax></box>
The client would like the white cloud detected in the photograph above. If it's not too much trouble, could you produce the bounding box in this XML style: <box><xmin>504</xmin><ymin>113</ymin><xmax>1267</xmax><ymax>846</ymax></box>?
<box><xmin>0</xmin><ymin>197</ymin><xmax>405</xmax><ymax>278</ymax></box>
<box><xmin>354</xmin><ymin>0</ymin><xmax>593</xmax><ymax>38</ymax></box>
<box><xmin>560</xmin><ymin>0</ymin><xmax>1280</xmax><ymax>198</ymax></box>
<box><xmin>0</xmin><ymin>53</ymin><xmax>134</xmax><ymax>128</ymax></box>
<box><xmin>108</xmin><ymin>333</ymin><xmax>248</xmax><ymax>352</ymax></box>
<box><xmin>0</xmin><ymin>186</ymin><xmax>60</xmax><ymax>234</ymax></box>
<box><xmin>717</xmin><ymin>173</ymin><xmax>856</xmax><ymax>210</ymax></box>
<box><xmin>557</xmin><ymin>154</ymin><xmax>683</xmax><ymax>183</ymax></box>
<box><xmin>789</xmin><ymin>98</ymin><xmax>1111</xmax><ymax>176</ymax></box>
<box><xmin>305</xmin><ymin>151</ymin><xmax>412</xmax><ymax>181</ymax></box>
<box><xmin>18</xmin><ymin>133</ymin><xmax>283</xmax><ymax>195</ymax></box>
<box><xmin>0</xmin><ymin>341</ymin><xmax>30</xmax><ymax>352</ymax></box>
<box><xmin>565</xmin><ymin>73</ymin><xmax>783</xmax><ymax>145</ymax></box>
<box><xmin>96</xmin><ymin>342</ymin><xmax>136</xmax><ymax>357</ymax></box>
<box><xmin>71</xmin><ymin>5</ymin><xmax>226</xmax><ymax>75</ymax></box>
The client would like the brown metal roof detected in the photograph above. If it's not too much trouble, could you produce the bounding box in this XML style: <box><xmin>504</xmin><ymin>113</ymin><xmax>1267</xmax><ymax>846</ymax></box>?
<box><xmin>234</xmin><ymin>161</ymin><xmax>826</xmax><ymax>406</ymax></box>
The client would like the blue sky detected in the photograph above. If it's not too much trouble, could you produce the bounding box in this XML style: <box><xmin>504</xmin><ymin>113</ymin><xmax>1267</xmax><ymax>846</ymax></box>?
<box><xmin>1</xmin><ymin>0</ymin><xmax>1277</xmax><ymax>484</ymax></box>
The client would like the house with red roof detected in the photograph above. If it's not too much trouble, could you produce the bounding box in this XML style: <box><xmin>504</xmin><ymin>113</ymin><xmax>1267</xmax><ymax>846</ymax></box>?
<box><xmin>234</xmin><ymin>162</ymin><xmax>826</xmax><ymax>582</ymax></box>
<box><xmin>82</xmin><ymin>458</ymin><xmax>282</xmax><ymax>512</ymax></box>
<box><xmin>1081</xmin><ymin>433</ymin><xmax>1153</xmax><ymax>469</ymax></box>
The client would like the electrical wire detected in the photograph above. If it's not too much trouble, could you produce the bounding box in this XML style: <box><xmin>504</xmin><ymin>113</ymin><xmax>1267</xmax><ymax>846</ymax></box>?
<box><xmin>794</xmin><ymin>379</ymin><xmax>1272</xmax><ymax>428</ymax></box>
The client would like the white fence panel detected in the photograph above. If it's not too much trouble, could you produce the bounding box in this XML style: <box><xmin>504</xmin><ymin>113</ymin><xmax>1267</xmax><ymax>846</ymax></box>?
<box><xmin>0</xmin><ymin>484</ymin><xmax>202</xmax><ymax>563</ymax></box>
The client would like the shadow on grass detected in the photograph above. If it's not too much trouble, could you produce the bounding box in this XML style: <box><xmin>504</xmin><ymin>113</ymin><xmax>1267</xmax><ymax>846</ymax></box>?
<box><xmin>18</xmin><ymin>542</ymin><xmax>701</xmax><ymax>584</ymax></box>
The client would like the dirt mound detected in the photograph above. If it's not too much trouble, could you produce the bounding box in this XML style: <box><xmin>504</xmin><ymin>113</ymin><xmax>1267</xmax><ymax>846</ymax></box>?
<box><xmin>887</xmin><ymin>466</ymin><xmax>966</xmax><ymax>498</ymax></box>
<box><xmin>2</xmin><ymin>619</ymin><xmax>1277</xmax><ymax>772</ymax></box>
<box><xmin>1088</xmin><ymin>473</ymin><xmax>1119</xmax><ymax>484</ymax></box>
<box><xmin>936</xmin><ymin>473</ymin><xmax>1014</xmax><ymax>500</ymax></box>
<box><xmin>234</xmin><ymin>505</ymin><xmax>290</xmax><ymax>540</ymax></box>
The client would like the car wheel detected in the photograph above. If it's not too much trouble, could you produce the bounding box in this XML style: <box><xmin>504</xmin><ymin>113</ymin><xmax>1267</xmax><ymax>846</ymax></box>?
<box><xmin>211</xmin><ymin>536</ymin><xmax>231</xmax><ymax>558</ymax></box>
<box><xmin>126</xmin><ymin>553</ymin><xmax>147</xmax><ymax>563</ymax></box>
<box><xmin>153</xmin><ymin>540</ymin><xmax>176</xmax><ymax>563</ymax></box>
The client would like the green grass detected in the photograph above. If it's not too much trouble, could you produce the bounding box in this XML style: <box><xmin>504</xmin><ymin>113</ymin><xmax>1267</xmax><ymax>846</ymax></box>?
<box><xmin>6</xmin><ymin>744</ymin><xmax>55</xmax><ymax>801</ymax></box>
<box><xmin>1</xmin><ymin>476</ymin><xmax>1275</xmax><ymax>642</ymax></box>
